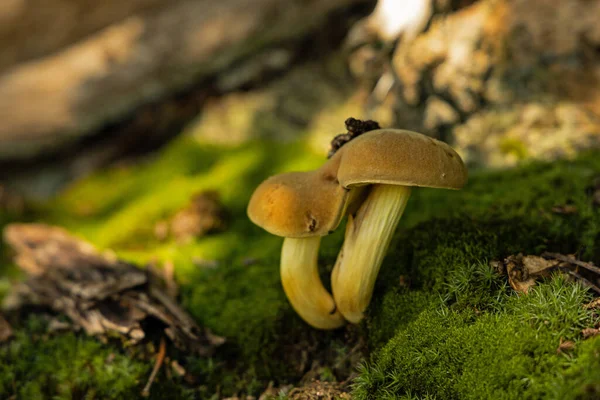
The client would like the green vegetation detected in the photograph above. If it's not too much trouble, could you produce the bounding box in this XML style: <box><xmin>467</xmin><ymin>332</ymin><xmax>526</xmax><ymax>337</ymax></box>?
<box><xmin>355</xmin><ymin>279</ymin><xmax>598</xmax><ymax>399</ymax></box>
<box><xmin>1</xmin><ymin>129</ymin><xmax>600</xmax><ymax>398</ymax></box>
<box><xmin>0</xmin><ymin>317</ymin><xmax>193</xmax><ymax>400</ymax></box>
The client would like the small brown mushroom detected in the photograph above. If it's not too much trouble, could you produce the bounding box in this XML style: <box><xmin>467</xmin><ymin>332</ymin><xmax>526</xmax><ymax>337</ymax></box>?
<box><xmin>247</xmin><ymin>152</ymin><xmax>351</xmax><ymax>329</ymax></box>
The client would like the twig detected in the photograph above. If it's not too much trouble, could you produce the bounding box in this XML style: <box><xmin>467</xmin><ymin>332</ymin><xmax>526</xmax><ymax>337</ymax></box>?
<box><xmin>560</xmin><ymin>268</ymin><xmax>600</xmax><ymax>295</ymax></box>
<box><xmin>543</xmin><ymin>252</ymin><xmax>600</xmax><ymax>275</ymax></box>
<box><xmin>142</xmin><ymin>337</ymin><xmax>167</xmax><ymax>397</ymax></box>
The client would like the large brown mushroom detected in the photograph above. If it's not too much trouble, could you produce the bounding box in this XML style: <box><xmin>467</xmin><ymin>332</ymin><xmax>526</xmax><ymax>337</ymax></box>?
<box><xmin>331</xmin><ymin>130</ymin><xmax>467</xmax><ymax>323</ymax></box>
<box><xmin>248</xmin><ymin>128</ymin><xmax>468</xmax><ymax>329</ymax></box>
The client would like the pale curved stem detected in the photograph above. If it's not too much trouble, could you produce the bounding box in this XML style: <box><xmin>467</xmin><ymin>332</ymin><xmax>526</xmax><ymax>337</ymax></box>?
<box><xmin>281</xmin><ymin>237</ymin><xmax>346</xmax><ymax>329</ymax></box>
<box><xmin>332</xmin><ymin>184</ymin><xmax>411</xmax><ymax>323</ymax></box>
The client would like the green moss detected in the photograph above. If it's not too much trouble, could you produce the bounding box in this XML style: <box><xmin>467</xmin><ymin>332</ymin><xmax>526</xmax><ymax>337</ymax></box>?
<box><xmin>359</xmin><ymin>279</ymin><xmax>592</xmax><ymax>397</ymax></box>
<box><xmin>354</xmin><ymin>279</ymin><xmax>598</xmax><ymax>399</ymax></box>
<box><xmin>0</xmin><ymin>316</ymin><xmax>203</xmax><ymax>399</ymax></box>
<box><xmin>1</xmin><ymin>321</ymin><xmax>138</xmax><ymax>398</ymax></box>
<box><xmin>353</xmin><ymin>153</ymin><xmax>600</xmax><ymax>399</ymax></box>
<box><xmin>2</xmin><ymin>128</ymin><xmax>600</xmax><ymax>397</ymax></box>
<box><xmin>556</xmin><ymin>335</ymin><xmax>600</xmax><ymax>399</ymax></box>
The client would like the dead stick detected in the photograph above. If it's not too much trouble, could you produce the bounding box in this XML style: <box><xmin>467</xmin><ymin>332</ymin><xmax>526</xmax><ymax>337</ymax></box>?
<box><xmin>543</xmin><ymin>252</ymin><xmax>600</xmax><ymax>275</ymax></box>
<box><xmin>560</xmin><ymin>268</ymin><xmax>600</xmax><ymax>295</ymax></box>
<box><xmin>142</xmin><ymin>337</ymin><xmax>167</xmax><ymax>397</ymax></box>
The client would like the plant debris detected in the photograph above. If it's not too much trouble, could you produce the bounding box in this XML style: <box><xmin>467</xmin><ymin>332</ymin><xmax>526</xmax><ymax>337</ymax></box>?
<box><xmin>327</xmin><ymin>117</ymin><xmax>380</xmax><ymax>158</ymax></box>
<box><xmin>0</xmin><ymin>313</ymin><xmax>12</xmax><ymax>342</ymax></box>
<box><xmin>492</xmin><ymin>252</ymin><xmax>600</xmax><ymax>295</ymax></box>
<box><xmin>142</xmin><ymin>337</ymin><xmax>167</xmax><ymax>397</ymax></box>
<box><xmin>585</xmin><ymin>298</ymin><xmax>600</xmax><ymax>310</ymax></box>
<box><xmin>286</xmin><ymin>380</ymin><xmax>352</xmax><ymax>400</ymax></box>
<box><xmin>491</xmin><ymin>253</ymin><xmax>557</xmax><ymax>294</ymax></box>
<box><xmin>557</xmin><ymin>338</ymin><xmax>576</xmax><ymax>354</ymax></box>
<box><xmin>2</xmin><ymin>223</ymin><xmax>224</xmax><ymax>355</ymax></box>
<box><xmin>582</xmin><ymin>328</ymin><xmax>600</xmax><ymax>339</ymax></box>
<box><xmin>155</xmin><ymin>190</ymin><xmax>228</xmax><ymax>243</ymax></box>
<box><xmin>551</xmin><ymin>204</ymin><xmax>578</xmax><ymax>215</ymax></box>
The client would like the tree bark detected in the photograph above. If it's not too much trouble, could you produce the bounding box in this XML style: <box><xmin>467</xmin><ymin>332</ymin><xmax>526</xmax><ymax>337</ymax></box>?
<box><xmin>0</xmin><ymin>0</ymin><xmax>368</xmax><ymax>161</ymax></box>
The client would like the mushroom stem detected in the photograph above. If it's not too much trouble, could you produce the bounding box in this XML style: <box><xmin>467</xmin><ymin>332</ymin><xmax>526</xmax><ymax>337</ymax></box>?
<box><xmin>332</xmin><ymin>184</ymin><xmax>411</xmax><ymax>323</ymax></box>
<box><xmin>281</xmin><ymin>237</ymin><xmax>346</xmax><ymax>329</ymax></box>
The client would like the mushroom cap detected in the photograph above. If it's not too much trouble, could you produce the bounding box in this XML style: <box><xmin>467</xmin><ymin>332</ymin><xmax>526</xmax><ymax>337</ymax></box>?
<box><xmin>247</xmin><ymin>152</ymin><xmax>349</xmax><ymax>238</ymax></box>
<box><xmin>248</xmin><ymin>128</ymin><xmax>467</xmax><ymax>237</ymax></box>
<box><xmin>337</xmin><ymin>129</ymin><xmax>468</xmax><ymax>189</ymax></box>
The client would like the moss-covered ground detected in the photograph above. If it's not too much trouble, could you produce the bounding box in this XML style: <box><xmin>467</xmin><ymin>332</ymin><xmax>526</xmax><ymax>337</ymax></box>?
<box><xmin>1</xmin><ymin>132</ymin><xmax>600</xmax><ymax>399</ymax></box>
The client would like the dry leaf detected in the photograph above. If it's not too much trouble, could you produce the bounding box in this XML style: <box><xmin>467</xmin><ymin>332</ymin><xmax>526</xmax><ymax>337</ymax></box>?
<box><xmin>494</xmin><ymin>252</ymin><xmax>600</xmax><ymax>295</ymax></box>
<box><xmin>498</xmin><ymin>254</ymin><xmax>558</xmax><ymax>294</ymax></box>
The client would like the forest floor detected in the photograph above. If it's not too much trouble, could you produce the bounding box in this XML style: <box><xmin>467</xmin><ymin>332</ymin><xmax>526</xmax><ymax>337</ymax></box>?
<box><xmin>1</xmin><ymin>125</ymin><xmax>600</xmax><ymax>399</ymax></box>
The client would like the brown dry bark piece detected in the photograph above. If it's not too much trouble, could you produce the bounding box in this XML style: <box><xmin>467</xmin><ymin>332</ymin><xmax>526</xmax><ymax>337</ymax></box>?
<box><xmin>2</xmin><ymin>223</ymin><xmax>224</xmax><ymax>355</ymax></box>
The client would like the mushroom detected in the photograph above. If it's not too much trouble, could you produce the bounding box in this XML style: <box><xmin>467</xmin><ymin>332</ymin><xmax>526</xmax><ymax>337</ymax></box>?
<box><xmin>247</xmin><ymin>151</ymin><xmax>352</xmax><ymax>329</ymax></box>
<box><xmin>248</xmin><ymin>128</ymin><xmax>467</xmax><ymax>329</ymax></box>
<box><xmin>331</xmin><ymin>129</ymin><xmax>467</xmax><ymax>323</ymax></box>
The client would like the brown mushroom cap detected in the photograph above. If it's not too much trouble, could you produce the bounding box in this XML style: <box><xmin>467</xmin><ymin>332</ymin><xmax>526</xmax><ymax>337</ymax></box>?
<box><xmin>337</xmin><ymin>129</ymin><xmax>468</xmax><ymax>189</ymax></box>
<box><xmin>247</xmin><ymin>152</ymin><xmax>349</xmax><ymax>238</ymax></box>
<box><xmin>248</xmin><ymin>128</ymin><xmax>467</xmax><ymax>237</ymax></box>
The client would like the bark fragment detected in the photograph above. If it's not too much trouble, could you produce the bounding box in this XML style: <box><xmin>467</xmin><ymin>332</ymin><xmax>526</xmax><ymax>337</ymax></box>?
<box><xmin>2</xmin><ymin>223</ymin><xmax>224</xmax><ymax>355</ymax></box>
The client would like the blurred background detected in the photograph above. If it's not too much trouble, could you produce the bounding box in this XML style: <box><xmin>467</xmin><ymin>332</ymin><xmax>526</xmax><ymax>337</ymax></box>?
<box><xmin>1</xmin><ymin>0</ymin><xmax>598</xmax><ymax>200</ymax></box>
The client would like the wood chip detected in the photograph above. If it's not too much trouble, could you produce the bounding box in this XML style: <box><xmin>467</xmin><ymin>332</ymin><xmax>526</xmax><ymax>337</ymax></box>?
<box><xmin>2</xmin><ymin>223</ymin><xmax>224</xmax><ymax>355</ymax></box>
